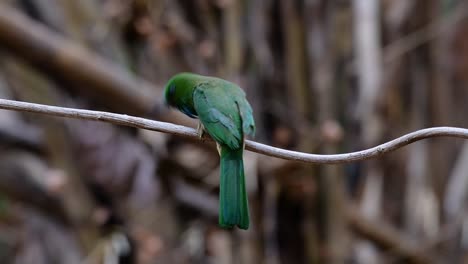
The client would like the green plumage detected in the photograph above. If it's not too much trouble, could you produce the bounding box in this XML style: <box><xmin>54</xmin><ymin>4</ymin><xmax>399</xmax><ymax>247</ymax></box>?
<box><xmin>219</xmin><ymin>147</ymin><xmax>249</xmax><ymax>229</ymax></box>
<box><xmin>164</xmin><ymin>73</ymin><xmax>255</xmax><ymax>230</ymax></box>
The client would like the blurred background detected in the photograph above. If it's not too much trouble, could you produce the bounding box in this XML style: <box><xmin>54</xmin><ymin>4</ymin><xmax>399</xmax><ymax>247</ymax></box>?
<box><xmin>0</xmin><ymin>0</ymin><xmax>467</xmax><ymax>263</ymax></box>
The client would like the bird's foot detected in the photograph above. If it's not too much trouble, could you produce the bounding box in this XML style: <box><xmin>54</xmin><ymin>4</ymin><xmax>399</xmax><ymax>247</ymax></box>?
<box><xmin>197</xmin><ymin>123</ymin><xmax>209</xmax><ymax>142</ymax></box>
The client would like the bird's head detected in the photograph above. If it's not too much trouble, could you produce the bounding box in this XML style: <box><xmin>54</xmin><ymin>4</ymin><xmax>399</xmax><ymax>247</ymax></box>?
<box><xmin>163</xmin><ymin>72</ymin><xmax>204</xmax><ymax>108</ymax></box>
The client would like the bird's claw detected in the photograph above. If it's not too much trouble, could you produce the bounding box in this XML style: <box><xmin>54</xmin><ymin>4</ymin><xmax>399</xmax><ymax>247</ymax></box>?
<box><xmin>197</xmin><ymin>123</ymin><xmax>209</xmax><ymax>142</ymax></box>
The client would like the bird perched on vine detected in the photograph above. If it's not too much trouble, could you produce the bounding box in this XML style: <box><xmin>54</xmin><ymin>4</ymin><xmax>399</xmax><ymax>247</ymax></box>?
<box><xmin>164</xmin><ymin>73</ymin><xmax>255</xmax><ymax>230</ymax></box>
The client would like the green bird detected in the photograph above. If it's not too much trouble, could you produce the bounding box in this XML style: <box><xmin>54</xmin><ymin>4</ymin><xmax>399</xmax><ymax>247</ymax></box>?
<box><xmin>164</xmin><ymin>73</ymin><xmax>255</xmax><ymax>230</ymax></box>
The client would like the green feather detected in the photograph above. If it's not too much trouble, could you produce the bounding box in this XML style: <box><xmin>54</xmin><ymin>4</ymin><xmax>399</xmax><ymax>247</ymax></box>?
<box><xmin>193</xmin><ymin>84</ymin><xmax>243</xmax><ymax>149</ymax></box>
<box><xmin>219</xmin><ymin>146</ymin><xmax>249</xmax><ymax>229</ymax></box>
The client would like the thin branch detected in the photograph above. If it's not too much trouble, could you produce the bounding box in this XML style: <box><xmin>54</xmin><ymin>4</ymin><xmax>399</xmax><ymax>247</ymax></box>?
<box><xmin>0</xmin><ymin>98</ymin><xmax>467</xmax><ymax>164</ymax></box>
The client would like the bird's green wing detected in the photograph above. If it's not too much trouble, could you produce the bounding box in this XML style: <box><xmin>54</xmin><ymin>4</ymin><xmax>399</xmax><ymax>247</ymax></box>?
<box><xmin>237</xmin><ymin>95</ymin><xmax>255</xmax><ymax>137</ymax></box>
<box><xmin>193</xmin><ymin>82</ymin><xmax>248</xmax><ymax>149</ymax></box>
<box><xmin>216</xmin><ymin>82</ymin><xmax>255</xmax><ymax>137</ymax></box>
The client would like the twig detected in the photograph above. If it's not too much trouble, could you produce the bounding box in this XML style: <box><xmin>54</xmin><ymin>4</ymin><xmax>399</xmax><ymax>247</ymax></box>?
<box><xmin>0</xmin><ymin>98</ymin><xmax>467</xmax><ymax>164</ymax></box>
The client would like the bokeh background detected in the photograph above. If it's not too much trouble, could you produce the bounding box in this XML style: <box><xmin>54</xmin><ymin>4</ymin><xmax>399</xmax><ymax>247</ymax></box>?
<box><xmin>0</xmin><ymin>0</ymin><xmax>468</xmax><ymax>263</ymax></box>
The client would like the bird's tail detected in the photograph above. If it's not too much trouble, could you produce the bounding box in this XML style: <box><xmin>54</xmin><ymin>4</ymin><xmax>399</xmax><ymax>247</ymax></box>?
<box><xmin>219</xmin><ymin>145</ymin><xmax>249</xmax><ymax>229</ymax></box>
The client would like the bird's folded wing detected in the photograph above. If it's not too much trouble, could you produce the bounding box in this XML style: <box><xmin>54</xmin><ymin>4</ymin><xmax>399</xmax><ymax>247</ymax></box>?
<box><xmin>193</xmin><ymin>85</ymin><xmax>243</xmax><ymax>150</ymax></box>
